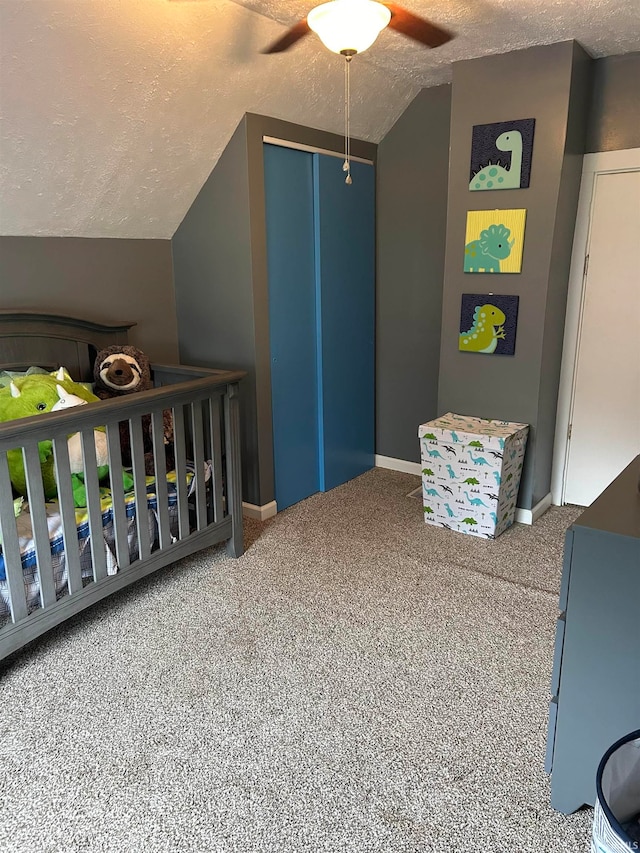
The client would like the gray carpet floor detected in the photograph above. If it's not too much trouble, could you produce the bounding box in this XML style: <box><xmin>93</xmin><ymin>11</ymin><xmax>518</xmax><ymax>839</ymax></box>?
<box><xmin>0</xmin><ymin>468</ymin><xmax>593</xmax><ymax>852</ymax></box>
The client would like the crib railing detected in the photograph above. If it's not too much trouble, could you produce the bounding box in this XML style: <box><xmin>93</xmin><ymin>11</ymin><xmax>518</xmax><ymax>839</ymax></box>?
<box><xmin>0</xmin><ymin>366</ymin><xmax>245</xmax><ymax>659</ymax></box>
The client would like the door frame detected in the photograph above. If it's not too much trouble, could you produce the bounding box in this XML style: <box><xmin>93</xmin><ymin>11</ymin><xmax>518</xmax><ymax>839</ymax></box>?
<box><xmin>262</xmin><ymin>140</ymin><xmax>376</xmax><ymax>511</ymax></box>
<box><xmin>262</xmin><ymin>136</ymin><xmax>374</xmax><ymax>165</ymax></box>
<box><xmin>550</xmin><ymin>147</ymin><xmax>640</xmax><ymax>505</ymax></box>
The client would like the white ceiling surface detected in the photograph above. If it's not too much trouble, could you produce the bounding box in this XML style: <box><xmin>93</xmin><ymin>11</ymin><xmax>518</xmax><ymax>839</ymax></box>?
<box><xmin>1</xmin><ymin>0</ymin><xmax>639</xmax><ymax>239</ymax></box>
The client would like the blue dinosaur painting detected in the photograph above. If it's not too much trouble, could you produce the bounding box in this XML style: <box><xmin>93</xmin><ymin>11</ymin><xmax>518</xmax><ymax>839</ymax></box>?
<box><xmin>469</xmin><ymin>119</ymin><xmax>536</xmax><ymax>191</ymax></box>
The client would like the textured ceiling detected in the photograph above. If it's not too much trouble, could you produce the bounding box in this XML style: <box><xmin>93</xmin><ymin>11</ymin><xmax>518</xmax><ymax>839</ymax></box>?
<box><xmin>1</xmin><ymin>0</ymin><xmax>639</xmax><ymax>239</ymax></box>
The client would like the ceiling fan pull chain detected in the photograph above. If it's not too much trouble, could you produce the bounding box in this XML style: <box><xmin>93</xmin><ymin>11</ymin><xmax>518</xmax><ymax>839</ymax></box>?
<box><xmin>343</xmin><ymin>55</ymin><xmax>352</xmax><ymax>185</ymax></box>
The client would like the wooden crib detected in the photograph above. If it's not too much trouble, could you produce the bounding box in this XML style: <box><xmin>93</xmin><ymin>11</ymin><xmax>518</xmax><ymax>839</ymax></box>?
<box><xmin>0</xmin><ymin>311</ymin><xmax>245</xmax><ymax>661</ymax></box>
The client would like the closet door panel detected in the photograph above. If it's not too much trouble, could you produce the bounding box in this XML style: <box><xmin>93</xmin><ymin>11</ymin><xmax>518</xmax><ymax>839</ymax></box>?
<box><xmin>264</xmin><ymin>144</ymin><xmax>319</xmax><ymax>510</ymax></box>
<box><xmin>315</xmin><ymin>155</ymin><xmax>375</xmax><ymax>491</ymax></box>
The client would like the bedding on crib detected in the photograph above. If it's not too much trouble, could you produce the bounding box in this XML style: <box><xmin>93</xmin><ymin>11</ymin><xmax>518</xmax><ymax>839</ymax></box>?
<box><xmin>0</xmin><ymin>465</ymin><xmax>205</xmax><ymax>620</ymax></box>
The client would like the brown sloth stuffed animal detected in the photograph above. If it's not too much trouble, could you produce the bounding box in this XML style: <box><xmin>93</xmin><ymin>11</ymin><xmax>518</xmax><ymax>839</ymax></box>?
<box><xmin>93</xmin><ymin>345</ymin><xmax>174</xmax><ymax>475</ymax></box>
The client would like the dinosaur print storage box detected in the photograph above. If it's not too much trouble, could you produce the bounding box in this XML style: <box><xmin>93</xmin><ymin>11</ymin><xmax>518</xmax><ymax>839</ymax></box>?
<box><xmin>418</xmin><ymin>413</ymin><xmax>529</xmax><ymax>539</ymax></box>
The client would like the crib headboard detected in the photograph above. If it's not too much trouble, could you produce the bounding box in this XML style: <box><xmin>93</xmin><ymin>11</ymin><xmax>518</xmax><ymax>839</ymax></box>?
<box><xmin>0</xmin><ymin>311</ymin><xmax>135</xmax><ymax>382</ymax></box>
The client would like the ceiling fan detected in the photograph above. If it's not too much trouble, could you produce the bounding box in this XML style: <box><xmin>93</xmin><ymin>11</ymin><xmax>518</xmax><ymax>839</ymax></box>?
<box><xmin>261</xmin><ymin>0</ymin><xmax>454</xmax><ymax>57</ymax></box>
<box><xmin>261</xmin><ymin>2</ymin><xmax>454</xmax><ymax>184</ymax></box>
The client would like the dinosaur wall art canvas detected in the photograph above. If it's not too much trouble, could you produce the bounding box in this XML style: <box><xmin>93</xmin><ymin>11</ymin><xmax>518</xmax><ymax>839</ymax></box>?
<box><xmin>464</xmin><ymin>208</ymin><xmax>526</xmax><ymax>273</ymax></box>
<box><xmin>469</xmin><ymin>118</ymin><xmax>536</xmax><ymax>191</ymax></box>
<box><xmin>459</xmin><ymin>293</ymin><xmax>520</xmax><ymax>355</ymax></box>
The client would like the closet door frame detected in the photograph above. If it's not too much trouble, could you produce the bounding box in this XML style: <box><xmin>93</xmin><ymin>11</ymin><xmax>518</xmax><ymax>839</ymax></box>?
<box><xmin>262</xmin><ymin>136</ymin><xmax>373</xmax><ymax>167</ymax></box>
<box><xmin>263</xmin><ymin>138</ymin><xmax>375</xmax><ymax>512</ymax></box>
<box><xmin>264</xmin><ymin>143</ymin><xmax>319</xmax><ymax>512</ymax></box>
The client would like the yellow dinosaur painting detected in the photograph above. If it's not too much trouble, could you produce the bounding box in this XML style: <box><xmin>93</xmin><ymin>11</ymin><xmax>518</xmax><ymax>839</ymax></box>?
<box><xmin>464</xmin><ymin>209</ymin><xmax>527</xmax><ymax>274</ymax></box>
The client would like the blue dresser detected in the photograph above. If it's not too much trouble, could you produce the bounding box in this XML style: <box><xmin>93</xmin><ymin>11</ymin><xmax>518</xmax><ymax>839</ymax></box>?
<box><xmin>547</xmin><ymin>455</ymin><xmax>640</xmax><ymax>814</ymax></box>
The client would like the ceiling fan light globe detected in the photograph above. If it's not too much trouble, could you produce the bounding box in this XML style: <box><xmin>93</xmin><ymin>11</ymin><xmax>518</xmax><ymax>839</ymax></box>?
<box><xmin>307</xmin><ymin>0</ymin><xmax>391</xmax><ymax>55</ymax></box>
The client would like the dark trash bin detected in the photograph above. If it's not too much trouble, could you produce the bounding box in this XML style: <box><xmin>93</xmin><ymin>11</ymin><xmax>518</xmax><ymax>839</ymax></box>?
<box><xmin>592</xmin><ymin>729</ymin><xmax>640</xmax><ymax>853</ymax></box>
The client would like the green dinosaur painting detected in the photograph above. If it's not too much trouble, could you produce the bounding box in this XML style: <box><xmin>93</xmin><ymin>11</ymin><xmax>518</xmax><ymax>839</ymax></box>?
<box><xmin>459</xmin><ymin>294</ymin><xmax>519</xmax><ymax>356</ymax></box>
<box><xmin>459</xmin><ymin>304</ymin><xmax>506</xmax><ymax>353</ymax></box>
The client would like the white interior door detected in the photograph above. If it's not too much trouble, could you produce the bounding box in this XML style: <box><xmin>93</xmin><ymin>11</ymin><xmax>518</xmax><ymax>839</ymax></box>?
<box><xmin>563</xmin><ymin>161</ymin><xmax>640</xmax><ymax>506</ymax></box>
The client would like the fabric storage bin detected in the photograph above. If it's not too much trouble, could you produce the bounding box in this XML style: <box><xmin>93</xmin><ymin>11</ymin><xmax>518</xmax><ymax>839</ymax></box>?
<box><xmin>418</xmin><ymin>412</ymin><xmax>528</xmax><ymax>539</ymax></box>
<box><xmin>592</xmin><ymin>730</ymin><xmax>640</xmax><ymax>853</ymax></box>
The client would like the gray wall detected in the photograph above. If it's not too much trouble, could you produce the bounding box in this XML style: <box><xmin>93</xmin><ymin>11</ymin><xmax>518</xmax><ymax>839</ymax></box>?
<box><xmin>376</xmin><ymin>85</ymin><xmax>451</xmax><ymax>463</ymax></box>
<box><xmin>437</xmin><ymin>41</ymin><xmax>592</xmax><ymax>509</ymax></box>
<box><xmin>172</xmin><ymin>119</ymin><xmax>259</xmax><ymax>502</ymax></box>
<box><xmin>0</xmin><ymin>236</ymin><xmax>177</xmax><ymax>360</ymax></box>
<box><xmin>586</xmin><ymin>52</ymin><xmax>640</xmax><ymax>153</ymax></box>
<box><xmin>374</xmin><ymin>44</ymin><xmax>639</xmax><ymax>507</ymax></box>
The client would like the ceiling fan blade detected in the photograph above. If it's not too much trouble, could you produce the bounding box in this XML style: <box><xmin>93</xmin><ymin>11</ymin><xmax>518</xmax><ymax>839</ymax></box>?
<box><xmin>384</xmin><ymin>4</ymin><xmax>453</xmax><ymax>48</ymax></box>
<box><xmin>261</xmin><ymin>19</ymin><xmax>311</xmax><ymax>54</ymax></box>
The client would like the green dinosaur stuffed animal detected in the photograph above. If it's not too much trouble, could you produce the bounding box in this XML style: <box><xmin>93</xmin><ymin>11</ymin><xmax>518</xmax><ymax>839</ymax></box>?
<box><xmin>0</xmin><ymin>368</ymin><xmax>103</xmax><ymax>503</ymax></box>
<box><xmin>48</xmin><ymin>384</ymin><xmax>134</xmax><ymax>506</ymax></box>
<box><xmin>49</xmin><ymin>384</ymin><xmax>109</xmax><ymax>507</ymax></box>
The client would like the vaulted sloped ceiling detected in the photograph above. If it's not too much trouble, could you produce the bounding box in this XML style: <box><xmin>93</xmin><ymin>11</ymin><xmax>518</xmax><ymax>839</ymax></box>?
<box><xmin>1</xmin><ymin>0</ymin><xmax>638</xmax><ymax>239</ymax></box>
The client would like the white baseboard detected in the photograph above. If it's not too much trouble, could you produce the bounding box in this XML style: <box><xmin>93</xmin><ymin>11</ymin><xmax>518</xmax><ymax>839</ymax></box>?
<box><xmin>242</xmin><ymin>500</ymin><xmax>278</xmax><ymax>521</ymax></box>
<box><xmin>375</xmin><ymin>455</ymin><xmax>422</xmax><ymax>476</ymax></box>
<box><xmin>515</xmin><ymin>492</ymin><xmax>552</xmax><ymax>526</ymax></box>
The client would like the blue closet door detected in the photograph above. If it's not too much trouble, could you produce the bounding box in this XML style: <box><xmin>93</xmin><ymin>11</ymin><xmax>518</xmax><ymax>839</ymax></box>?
<box><xmin>264</xmin><ymin>144</ymin><xmax>375</xmax><ymax>511</ymax></box>
<box><xmin>264</xmin><ymin>143</ymin><xmax>319</xmax><ymax>510</ymax></box>
<box><xmin>315</xmin><ymin>156</ymin><xmax>375</xmax><ymax>491</ymax></box>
